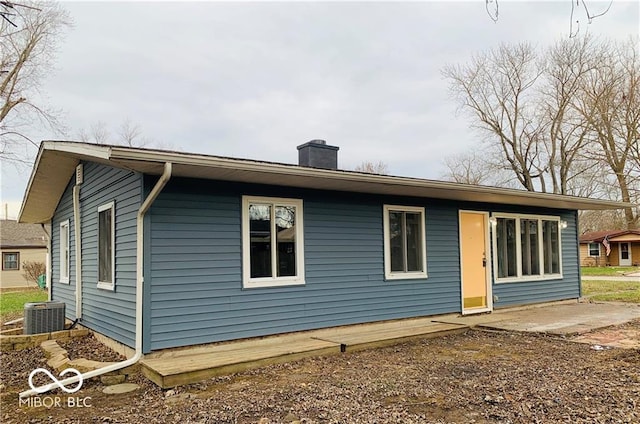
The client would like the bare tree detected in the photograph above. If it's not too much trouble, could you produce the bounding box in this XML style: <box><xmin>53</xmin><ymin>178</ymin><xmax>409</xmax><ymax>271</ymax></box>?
<box><xmin>118</xmin><ymin>118</ymin><xmax>145</xmax><ymax>147</ymax></box>
<box><xmin>76</xmin><ymin>119</ymin><xmax>151</xmax><ymax>147</ymax></box>
<box><xmin>444</xmin><ymin>35</ymin><xmax>639</xmax><ymax>229</ymax></box>
<box><xmin>442</xmin><ymin>150</ymin><xmax>518</xmax><ymax>188</ymax></box>
<box><xmin>88</xmin><ymin>121</ymin><xmax>109</xmax><ymax>144</ymax></box>
<box><xmin>442</xmin><ymin>42</ymin><xmax>546</xmax><ymax>192</ymax></box>
<box><xmin>484</xmin><ymin>0</ymin><xmax>613</xmax><ymax>38</ymax></box>
<box><xmin>1</xmin><ymin>1</ymin><xmax>71</xmax><ymax>164</ymax></box>
<box><xmin>540</xmin><ymin>35</ymin><xmax>602</xmax><ymax>195</ymax></box>
<box><xmin>21</xmin><ymin>260</ymin><xmax>45</xmax><ymax>288</ymax></box>
<box><xmin>355</xmin><ymin>161</ymin><xmax>389</xmax><ymax>175</ymax></box>
<box><xmin>575</xmin><ymin>38</ymin><xmax>640</xmax><ymax>229</ymax></box>
<box><xmin>443</xmin><ymin>152</ymin><xmax>489</xmax><ymax>186</ymax></box>
<box><xmin>579</xmin><ymin>209</ymin><xmax>628</xmax><ymax>234</ymax></box>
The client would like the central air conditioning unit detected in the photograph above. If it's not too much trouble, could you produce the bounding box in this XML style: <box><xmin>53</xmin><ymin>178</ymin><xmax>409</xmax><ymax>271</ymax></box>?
<box><xmin>23</xmin><ymin>302</ymin><xmax>66</xmax><ymax>335</ymax></box>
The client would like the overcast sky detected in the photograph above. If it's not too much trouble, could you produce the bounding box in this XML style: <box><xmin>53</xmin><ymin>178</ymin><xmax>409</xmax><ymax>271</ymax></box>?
<box><xmin>1</xmin><ymin>0</ymin><xmax>639</xmax><ymax>219</ymax></box>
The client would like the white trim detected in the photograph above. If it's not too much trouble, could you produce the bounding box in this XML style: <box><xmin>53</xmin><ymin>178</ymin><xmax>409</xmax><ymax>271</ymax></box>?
<box><xmin>588</xmin><ymin>242</ymin><xmax>601</xmax><ymax>257</ymax></box>
<box><xmin>619</xmin><ymin>242</ymin><xmax>632</xmax><ymax>266</ymax></box>
<box><xmin>491</xmin><ymin>212</ymin><xmax>563</xmax><ymax>284</ymax></box>
<box><xmin>383</xmin><ymin>204</ymin><xmax>427</xmax><ymax>281</ymax></box>
<box><xmin>97</xmin><ymin>201</ymin><xmax>116</xmax><ymax>291</ymax></box>
<box><xmin>59</xmin><ymin>220</ymin><xmax>70</xmax><ymax>284</ymax></box>
<box><xmin>42</xmin><ymin>222</ymin><xmax>52</xmax><ymax>300</ymax></box>
<box><xmin>73</xmin><ymin>184</ymin><xmax>83</xmax><ymax>319</ymax></box>
<box><xmin>242</xmin><ymin>196</ymin><xmax>305</xmax><ymax>289</ymax></box>
<box><xmin>459</xmin><ymin>210</ymin><xmax>493</xmax><ymax>315</ymax></box>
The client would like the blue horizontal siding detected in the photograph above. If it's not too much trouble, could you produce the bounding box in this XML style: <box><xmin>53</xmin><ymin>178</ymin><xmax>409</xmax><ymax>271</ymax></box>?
<box><xmin>55</xmin><ymin>168</ymin><xmax>581</xmax><ymax>353</ymax></box>
<box><xmin>78</xmin><ymin>162</ymin><xmax>141</xmax><ymax>347</ymax></box>
<box><xmin>51</xmin><ymin>161</ymin><xmax>141</xmax><ymax>348</ymax></box>
<box><xmin>51</xmin><ymin>179</ymin><xmax>76</xmax><ymax>319</ymax></box>
<box><xmin>143</xmin><ymin>179</ymin><xmax>581</xmax><ymax>352</ymax></box>
<box><xmin>146</xmin><ymin>180</ymin><xmax>463</xmax><ymax>352</ymax></box>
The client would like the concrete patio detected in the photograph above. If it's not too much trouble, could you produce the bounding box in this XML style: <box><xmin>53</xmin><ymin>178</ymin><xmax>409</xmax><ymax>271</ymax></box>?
<box><xmin>140</xmin><ymin>300</ymin><xmax>640</xmax><ymax>389</ymax></box>
<box><xmin>435</xmin><ymin>301</ymin><xmax>640</xmax><ymax>336</ymax></box>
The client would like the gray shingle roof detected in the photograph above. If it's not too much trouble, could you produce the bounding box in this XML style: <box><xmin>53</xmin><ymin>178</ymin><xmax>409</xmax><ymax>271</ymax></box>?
<box><xmin>0</xmin><ymin>220</ymin><xmax>47</xmax><ymax>248</ymax></box>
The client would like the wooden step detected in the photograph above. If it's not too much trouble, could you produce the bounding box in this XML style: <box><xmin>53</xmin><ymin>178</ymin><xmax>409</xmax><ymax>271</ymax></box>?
<box><xmin>141</xmin><ymin>338</ymin><xmax>341</xmax><ymax>388</ymax></box>
<box><xmin>140</xmin><ymin>318</ymin><xmax>470</xmax><ymax>389</ymax></box>
<box><xmin>312</xmin><ymin>322</ymin><xmax>468</xmax><ymax>352</ymax></box>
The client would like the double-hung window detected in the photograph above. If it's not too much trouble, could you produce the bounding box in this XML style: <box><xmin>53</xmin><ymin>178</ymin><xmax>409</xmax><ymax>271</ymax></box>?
<box><xmin>242</xmin><ymin>196</ymin><xmax>305</xmax><ymax>288</ymax></box>
<box><xmin>493</xmin><ymin>213</ymin><xmax>562</xmax><ymax>283</ymax></box>
<box><xmin>383</xmin><ymin>205</ymin><xmax>427</xmax><ymax>280</ymax></box>
<box><xmin>2</xmin><ymin>252</ymin><xmax>19</xmax><ymax>270</ymax></box>
<box><xmin>588</xmin><ymin>243</ymin><xmax>601</xmax><ymax>257</ymax></box>
<box><xmin>59</xmin><ymin>220</ymin><xmax>70</xmax><ymax>283</ymax></box>
<box><xmin>97</xmin><ymin>202</ymin><xmax>115</xmax><ymax>290</ymax></box>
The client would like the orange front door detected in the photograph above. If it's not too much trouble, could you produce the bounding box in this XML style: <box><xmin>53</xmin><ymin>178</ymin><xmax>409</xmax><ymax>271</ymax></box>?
<box><xmin>460</xmin><ymin>212</ymin><xmax>490</xmax><ymax>313</ymax></box>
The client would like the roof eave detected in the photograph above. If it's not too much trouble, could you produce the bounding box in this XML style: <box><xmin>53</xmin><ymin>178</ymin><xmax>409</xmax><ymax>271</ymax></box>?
<box><xmin>18</xmin><ymin>141</ymin><xmax>634</xmax><ymax>223</ymax></box>
<box><xmin>18</xmin><ymin>142</ymin><xmax>113</xmax><ymax>224</ymax></box>
<box><xmin>108</xmin><ymin>146</ymin><xmax>631</xmax><ymax>211</ymax></box>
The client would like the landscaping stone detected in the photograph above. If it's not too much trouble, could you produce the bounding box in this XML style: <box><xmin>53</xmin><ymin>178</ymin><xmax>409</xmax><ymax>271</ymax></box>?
<box><xmin>47</xmin><ymin>354</ymin><xmax>71</xmax><ymax>371</ymax></box>
<box><xmin>102</xmin><ymin>383</ymin><xmax>140</xmax><ymax>395</ymax></box>
<box><xmin>100</xmin><ymin>375</ymin><xmax>126</xmax><ymax>385</ymax></box>
<box><xmin>69</xmin><ymin>358</ymin><xmax>117</xmax><ymax>373</ymax></box>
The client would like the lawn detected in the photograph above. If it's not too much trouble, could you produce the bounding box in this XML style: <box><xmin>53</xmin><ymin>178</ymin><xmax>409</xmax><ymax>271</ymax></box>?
<box><xmin>581</xmin><ymin>280</ymin><xmax>640</xmax><ymax>303</ymax></box>
<box><xmin>0</xmin><ymin>288</ymin><xmax>48</xmax><ymax>319</ymax></box>
<box><xmin>581</xmin><ymin>266</ymin><xmax>639</xmax><ymax>276</ymax></box>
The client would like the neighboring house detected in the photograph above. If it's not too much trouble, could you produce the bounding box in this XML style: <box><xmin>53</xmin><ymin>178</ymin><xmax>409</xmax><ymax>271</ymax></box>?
<box><xmin>0</xmin><ymin>220</ymin><xmax>48</xmax><ymax>288</ymax></box>
<box><xmin>18</xmin><ymin>140</ymin><xmax>626</xmax><ymax>355</ymax></box>
<box><xmin>579</xmin><ymin>230</ymin><xmax>640</xmax><ymax>267</ymax></box>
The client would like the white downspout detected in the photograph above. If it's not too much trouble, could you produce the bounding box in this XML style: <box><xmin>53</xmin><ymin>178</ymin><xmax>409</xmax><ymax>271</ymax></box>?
<box><xmin>20</xmin><ymin>162</ymin><xmax>173</xmax><ymax>398</ymax></box>
<box><xmin>73</xmin><ymin>185</ymin><xmax>82</xmax><ymax>319</ymax></box>
<box><xmin>41</xmin><ymin>223</ymin><xmax>51</xmax><ymax>301</ymax></box>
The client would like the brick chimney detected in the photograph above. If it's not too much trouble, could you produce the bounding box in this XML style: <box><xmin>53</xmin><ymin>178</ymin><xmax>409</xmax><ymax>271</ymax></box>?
<box><xmin>297</xmin><ymin>140</ymin><xmax>339</xmax><ymax>170</ymax></box>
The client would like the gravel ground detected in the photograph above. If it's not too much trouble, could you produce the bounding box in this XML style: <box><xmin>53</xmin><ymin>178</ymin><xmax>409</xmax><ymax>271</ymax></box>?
<box><xmin>1</xmin><ymin>320</ymin><xmax>639</xmax><ymax>423</ymax></box>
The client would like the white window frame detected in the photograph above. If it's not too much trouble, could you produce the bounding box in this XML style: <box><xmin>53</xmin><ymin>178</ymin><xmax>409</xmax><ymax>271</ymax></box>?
<box><xmin>383</xmin><ymin>205</ymin><xmax>428</xmax><ymax>280</ymax></box>
<box><xmin>59</xmin><ymin>220</ymin><xmax>70</xmax><ymax>284</ymax></box>
<box><xmin>97</xmin><ymin>201</ymin><xmax>115</xmax><ymax>291</ymax></box>
<box><xmin>588</xmin><ymin>242</ymin><xmax>601</xmax><ymax>257</ymax></box>
<box><xmin>242</xmin><ymin>196</ymin><xmax>305</xmax><ymax>289</ymax></box>
<box><xmin>491</xmin><ymin>213</ymin><xmax>563</xmax><ymax>284</ymax></box>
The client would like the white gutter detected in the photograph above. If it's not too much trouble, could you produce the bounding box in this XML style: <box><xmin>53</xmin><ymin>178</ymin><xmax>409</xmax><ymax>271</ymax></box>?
<box><xmin>73</xmin><ymin>185</ymin><xmax>82</xmax><ymax>319</ymax></box>
<box><xmin>20</xmin><ymin>162</ymin><xmax>173</xmax><ymax>398</ymax></box>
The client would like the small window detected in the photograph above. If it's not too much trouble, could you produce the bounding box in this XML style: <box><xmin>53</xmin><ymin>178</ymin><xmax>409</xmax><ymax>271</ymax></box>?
<box><xmin>59</xmin><ymin>220</ymin><xmax>70</xmax><ymax>283</ymax></box>
<box><xmin>2</xmin><ymin>252</ymin><xmax>19</xmax><ymax>270</ymax></box>
<box><xmin>383</xmin><ymin>205</ymin><xmax>427</xmax><ymax>280</ymax></box>
<box><xmin>242</xmin><ymin>196</ymin><xmax>305</xmax><ymax>288</ymax></box>
<box><xmin>97</xmin><ymin>202</ymin><xmax>115</xmax><ymax>290</ymax></box>
<box><xmin>588</xmin><ymin>242</ymin><xmax>600</xmax><ymax>257</ymax></box>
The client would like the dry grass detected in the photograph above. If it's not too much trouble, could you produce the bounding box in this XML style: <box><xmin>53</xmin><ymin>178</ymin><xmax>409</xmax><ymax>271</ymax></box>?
<box><xmin>582</xmin><ymin>280</ymin><xmax>640</xmax><ymax>303</ymax></box>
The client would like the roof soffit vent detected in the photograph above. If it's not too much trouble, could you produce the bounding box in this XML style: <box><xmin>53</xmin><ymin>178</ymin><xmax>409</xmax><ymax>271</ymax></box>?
<box><xmin>75</xmin><ymin>164</ymin><xmax>84</xmax><ymax>185</ymax></box>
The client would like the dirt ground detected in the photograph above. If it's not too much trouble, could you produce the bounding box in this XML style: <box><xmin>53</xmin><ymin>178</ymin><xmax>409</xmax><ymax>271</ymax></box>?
<box><xmin>1</xmin><ymin>320</ymin><xmax>639</xmax><ymax>424</ymax></box>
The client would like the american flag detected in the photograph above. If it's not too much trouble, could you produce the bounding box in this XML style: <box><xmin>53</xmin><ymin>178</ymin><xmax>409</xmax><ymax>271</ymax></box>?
<box><xmin>602</xmin><ymin>235</ymin><xmax>611</xmax><ymax>257</ymax></box>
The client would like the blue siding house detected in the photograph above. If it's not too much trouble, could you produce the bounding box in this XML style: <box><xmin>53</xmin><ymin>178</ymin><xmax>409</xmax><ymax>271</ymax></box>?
<box><xmin>18</xmin><ymin>140</ymin><xmax>624</xmax><ymax>355</ymax></box>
